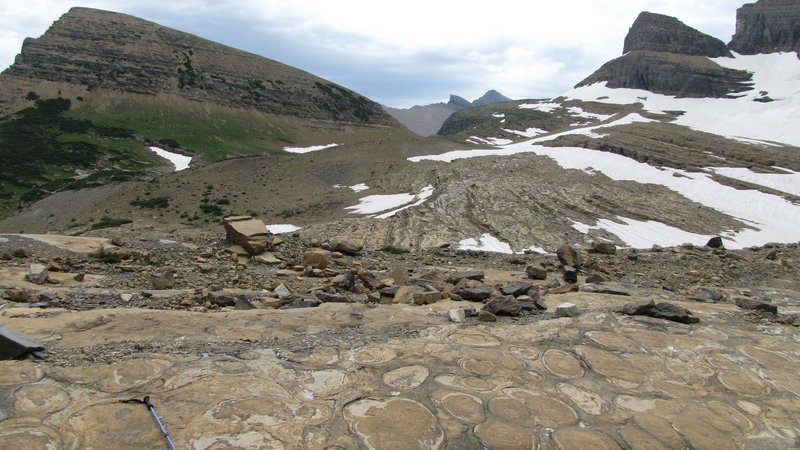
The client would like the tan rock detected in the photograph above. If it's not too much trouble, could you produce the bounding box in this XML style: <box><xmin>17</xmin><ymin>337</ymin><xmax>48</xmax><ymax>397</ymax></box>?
<box><xmin>393</xmin><ymin>285</ymin><xmax>425</xmax><ymax>304</ymax></box>
<box><xmin>222</xmin><ymin>216</ymin><xmax>272</xmax><ymax>255</ymax></box>
<box><xmin>413</xmin><ymin>290</ymin><xmax>441</xmax><ymax>305</ymax></box>
<box><xmin>303</xmin><ymin>249</ymin><xmax>331</xmax><ymax>270</ymax></box>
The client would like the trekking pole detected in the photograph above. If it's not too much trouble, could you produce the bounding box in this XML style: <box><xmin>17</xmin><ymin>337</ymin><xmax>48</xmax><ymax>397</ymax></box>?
<box><xmin>120</xmin><ymin>396</ymin><xmax>177</xmax><ymax>450</ymax></box>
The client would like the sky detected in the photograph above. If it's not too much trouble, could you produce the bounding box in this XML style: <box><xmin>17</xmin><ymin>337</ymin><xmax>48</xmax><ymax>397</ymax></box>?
<box><xmin>0</xmin><ymin>0</ymin><xmax>749</xmax><ymax>108</ymax></box>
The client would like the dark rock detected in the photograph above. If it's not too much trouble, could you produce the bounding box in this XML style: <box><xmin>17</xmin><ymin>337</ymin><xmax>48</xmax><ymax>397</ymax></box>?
<box><xmin>624</xmin><ymin>12</ymin><xmax>732</xmax><ymax>57</ymax></box>
<box><xmin>591</xmin><ymin>242</ymin><xmax>617</xmax><ymax>255</ymax></box>
<box><xmin>234</xmin><ymin>297</ymin><xmax>256</xmax><ymax>310</ymax></box>
<box><xmin>729</xmin><ymin>0</ymin><xmax>800</xmax><ymax>54</ymax></box>
<box><xmin>333</xmin><ymin>273</ymin><xmax>356</xmax><ymax>291</ymax></box>
<box><xmin>379</xmin><ymin>285</ymin><xmax>400</xmax><ymax>297</ymax></box>
<box><xmin>525</xmin><ymin>265</ymin><xmax>548</xmax><ymax>280</ymax></box>
<box><xmin>649</xmin><ymin>302</ymin><xmax>700</xmax><ymax>324</ymax></box>
<box><xmin>585</xmin><ymin>273</ymin><xmax>609</xmax><ymax>283</ymax></box>
<box><xmin>151</xmin><ymin>272</ymin><xmax>174</xmax><ymax>290</ymax></box>
<box><xmin>209</xmin><ymin>295</ymin><xmax>236</xmax><ymax>307</ymax></box>
<box><xmin>556</xmin><ymin>244</ymin><xmax>581</xmax><ymax>267</ymax></box>
<box><xmin>618</xmin><ymin>299</ymin><xmax>699</xmax><ymax>324</ymax></box>
<box><xmin>73</xmin><ymin>273</ymin><xmax>85</xmax><ymax>282</ymax></box>
<box><xmin>315</xmin><ymin>291</ymin><xmax>352</xmax><ymax>303</ymax></box>
<box><xmin>619</xmin><ymin>300</ymin><xmax>656</xmax><ymax>315</ymax></box>
<box><xmin>446</xmin><ymin>270</ymin><xmax>485</xmax><ymax>285</ymax></box>
<box><xmin>501</xmin><ymin>282</ymin><xmax>533</xmax><ymax>297</ymax></box>
<box><xmin>579</xmin><ymin>283</ymin><xmax>631</xmax><ymax>296</ymax></box>
<box><xmin>478</xmin><ymin>310</ymin><xmax>497</xmax><ymax>322</ymax></box>
<box><xmin>482</xmin><ymin>296</ymin><xmax>522</xmax><ymax>316</ymax></box>
<box><xmin>563</xmin><ymin>266</ymin><xmax>578</xmax><ymax>284</ymax></box>
<box><xmin>455</xmin><ymin>285</ymin><xmax>495</xmax><ymax>301</ymax></box>
<box><xmin>280</xmin><ymin>298</ymin><xmax>322</xmax><ymax>309</ymax></box>
<box><xmin>12</xmin><ymin>249</ymin><xmax>29</xmax><ymax>258</ymax></box>
<box><xmin>0</xmin><ymin>324</ymin><xmax>45</xmax><ymax>360</ymax></box>
<box><xmin>733</xmin><ymin>297</ymin><xmax>778</xmax><ymax>314</ymax></box>
<box><xmin>705</xmin><ymin>236</ymin><xmax>724</xmax><ymax>248</ymax></box>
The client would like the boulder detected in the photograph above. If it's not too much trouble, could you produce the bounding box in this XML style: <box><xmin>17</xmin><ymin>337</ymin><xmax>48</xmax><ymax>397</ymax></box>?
<box><xmin>591</xmin><ymin>242</ymin><xmax>617</xmax><ymax>255</ymax></box>
<box><xmin>413</xmin><ymin>291</ymin><xmax>442</xmax><ymax>305</ymax></box>
<box><xmin>316</xmin><ymin>291</ymin><xmax>352</xmax><ymax>303</ymax></box>
<box><xmin>563</xmin><ymin>266</ymin><xmax>578</xmax><ymax>284</ymax></box>
<box><xmin>446</xmin><ymin>270</ymin><xmax>485</xmax><ymax>285</ymax></box>
<box><xmin>525</xmin><ymin>264</ymin><xmax>548</xmax><ymax>280</ymax></box>
<box><xmin>26</xmin><ymin>264</ymin><xmax>49</xmax><ymax>285</ymax></box>
<box><xmin>222</xmin><ymin>216</ymin><xmax>273</xmax><ymax>255</ymax></box>
<box><xmin>393</xmin><ymin>285</ymin><xmax>425</xmax><ymax>304</ymax></box>
<box><xmin>448</xmin><ymin>308</ymin><xmax>466</xmax><ymax>323</ymax></box>
<box><xmin>274</xmin><ymin>284</ymin><xmax>292</xmax><ymax>299</ymax></box>
<box><xmin>555</xmin><ymin>303</ymin><xmax>579</xmax><ymax>318</ymax></box>
<box><xmin>254</xmin><ymin>253</ymin><xmax>282</xmax><ymax>265</ymax></box>
<box><xmin>455</xmin><ymin>285</ymin><xmax>495</xmax><ymax>301</ymax></box>
<box><xmin>357</xmin><ymin>268</ymin><xmax>385</xmax><ymax>291</ymax></box>
<box><xmin>618</xmin><ymin>300</ymin><xmax>699</xmax><ymax>324</ymax></box>
<box><xmin>556</xmin><ymin>244</ymin><xmax>581</xmax><ymax>267</ymax></box>
<box><xmin>478</xmin><ymin>310</ymin><xmax>497</xmax><ymax>322</ymax></box>
<box><xmin>151</xmin><ymin>272</ymin><xmax>174</xmax><ymax>290</ymax></box>
<box><xmin>482</xmin><ymin>296</ymin><xmax>522</xmax><ymax>316</ymax></box>
<box><xmin>579</xmin><ymin>283</ymin><xmax>631</xmax><ymax>296</ymax></box>
<box><xmin>733</xmin><ymin>297</ymin><xmax>778</xmax><ymax>314</ymax></box>
<box><xmin>334</xmin><ymin>240</ymin><xmax>363</xmax><ymax>255</ymax></box>
<box><xmin>500</xmin><ymin>282</ymin><xmax>533</xmax><ymax>297</ymax></box>
<box><xmin>686</xmin><ymin>286</ymin><xmax>723</xmax><ymax>303</ymax></box>
<box><xmin>705</xmin><ymin>236</ymin><xmax>724</xmax><ymax>249</ymax></box>
<box><xmin>303</xmin><ymin>249</ymin><xmax>331</xmax><ymax>269</ymax></box>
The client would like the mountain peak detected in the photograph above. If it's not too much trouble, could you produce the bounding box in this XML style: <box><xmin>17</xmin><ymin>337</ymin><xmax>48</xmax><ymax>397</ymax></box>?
<box><xmin>472</xmin><ymin>90</ymin><xmax>511</xmax><ymax>106</ymax></box>
<box><xmin>623</xmin><ymin>11</ymin><xmax>731</xmax><ymax>57</ymax></box>
<box><xmin>729</xmin><ymin>0</ymin><xmax>800</xmax><ymax>54</ymax></box>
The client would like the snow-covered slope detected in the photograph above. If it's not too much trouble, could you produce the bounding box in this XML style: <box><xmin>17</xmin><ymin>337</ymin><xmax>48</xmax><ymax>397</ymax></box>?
<box><xmin>566</xmin><ymin>53</ymin><xmax>800</xmax><ymax>147</ymax></box>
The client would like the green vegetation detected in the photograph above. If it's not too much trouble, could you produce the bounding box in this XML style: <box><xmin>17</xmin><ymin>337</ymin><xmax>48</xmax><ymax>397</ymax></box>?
<box><xmin>380</xmin><ymin>246</ymin><xmax>409</xmax><ymax>254</ymax></box>
<box><xmin>130</xmin><ymin>196</ymin><xmax>170</xmax><ymax>208</ymax></box>
<box><xmin>90</xmin><ymin>216</ymin><xmax>133</xmax><ymax>230</ymax></box>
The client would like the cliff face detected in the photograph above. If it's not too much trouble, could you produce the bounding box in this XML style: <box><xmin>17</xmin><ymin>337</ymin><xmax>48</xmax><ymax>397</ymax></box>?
<box><xmin>623</xmin><ymin>12</ymin><xmax>731</xmax><ymax>57</ymax></box>
<box><xmin>729</xmin><ymin>0</ymin><xmax>800</xmax><ymax>54</ymax></box>
<box><xmin>576</xmin><ymin>12</ymin><xmax>752</xmax><ymax>98</ymax></box>
<box><xmin>1</xmin><ymin>7</ymin><xmax>393</xmax><ymax>125</ymax></box>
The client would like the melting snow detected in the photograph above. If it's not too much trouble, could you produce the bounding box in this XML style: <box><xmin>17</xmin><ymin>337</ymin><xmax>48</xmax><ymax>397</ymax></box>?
<box><xmin>459</xmin><ymin>234</ymin><xmax>514</xmax><ymax>254</ymax></box>
<box><xmin>149</xmin><ymin>146</ymin><xmax>191</xmax><ymax>171</ymax></box>
<box><xmin>572</xmin><ymin>217</ymin><xmax>711</xmax><ymax>248</ymax></box>
<box><xmin>283</xmin><ymin>143</ymin><xmax>339</xmax><ymax>154</ymax></box>
<box><xmin>267</xmin><ymin>224</ymin><xmax>301</xmax><ymax>234</ymax></box>
<box><xmin>493</xmin><ymin>113</ymin><xmax>505</xmax><ymax>118</ymax></box>
<box><xmin>708</xmin><ymin>167</ymin><xmax>800</xmax><ymax>196</ymax></box>
<box><xmin>565</xmin><ymin>53</ymin><xmax>800</xmax><ymax>147</ymax></box>
<box><xmin>467</xmin><ymin>136</ymin><xmax>514</xmax><ymax>146</ymax></box>
<box><xmin>346</xmin><ymin>185</ymin><xmax>434</xmax><ymax>219</ymax></box>
<box><xmin>519</xmin><ymin>102</ymin><xmax>560</xmax><ymax>112</ymax></box>
<box><xmin>566</xmin><ymin>106</ymin><xmax>614</xmax><ymax>121</ymax></box>
<box><xmin>502</xmin><ymin>127</ymin><xmax>547</xmax><ymax>138</ymax></box>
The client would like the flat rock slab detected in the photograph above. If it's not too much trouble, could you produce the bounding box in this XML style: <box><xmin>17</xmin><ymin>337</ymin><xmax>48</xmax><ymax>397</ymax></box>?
<box><xmin>0</xmin><ymin>298</ymin><xmax>798</xmax><ymax>449</ymax></box>
<box><xmin>1</xmin><ymin>234</ymin><xmax>112</xmax><ymax>253</ymax></box>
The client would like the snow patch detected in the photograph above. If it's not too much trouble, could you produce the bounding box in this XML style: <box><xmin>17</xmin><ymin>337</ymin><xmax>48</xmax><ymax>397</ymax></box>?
<box><xmin>283</xmin><ymin>143</ymin><xmax>339</xmax><ymax>154</ymax></box>
<box><xmin>519</xmin><ymin>102</ymin><xmax>560</xmax><ymax>112</ymax></box>
<box><xmin>346</xmin><ymin>185</ymin><xmax>434</xmax><ymax>219</ymax></box>
<box><xmin>267</xmin><ymin>224</ymin><xmax>301</xmax><ymax>234</ymax></box>
<box><xmin>149</xmin><ymin>147</ymin><xmax>191</xmax><ymax>171</ymax></box>
<box><xmin>502</xmin><ymin>127</ymin><xmax>547</xmax><ymax>138</ymax></box>
<box><xmin>566</xmin><ymin>106</ymin><xmax>614</xmax><ymax>121</ymax></box>
<box><xmin>467</xmin><ymin>136</ymin><xmax>513</xmax><ymax>146</ymax></box>
<box><xmin>493</xmin><ymin>113</ymin><xmax>505</xmax><ymax>118</ymax></box>
<box><xmin>459</xmin><ymin>233</ymin><xmax>514</xmax><ymax>254</ymax></box>
<box><xmin>573</xmin><ymin>217</ymin><xmax>711</xmax><ymax>248</ymax></box>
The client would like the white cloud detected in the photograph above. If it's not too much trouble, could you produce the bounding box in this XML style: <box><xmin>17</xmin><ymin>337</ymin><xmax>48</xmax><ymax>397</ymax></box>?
<box><xmin>0</xmin><ymin>0</ymin><xmax>747</xmax><ymax>106</ymax></box>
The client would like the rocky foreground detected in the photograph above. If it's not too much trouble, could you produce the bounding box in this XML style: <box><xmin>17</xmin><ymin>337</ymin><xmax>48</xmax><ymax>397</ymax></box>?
<box><xmin>0</xmin><ymin>225</ymin><xmax>799</xmax><ymax>449</ymax></box>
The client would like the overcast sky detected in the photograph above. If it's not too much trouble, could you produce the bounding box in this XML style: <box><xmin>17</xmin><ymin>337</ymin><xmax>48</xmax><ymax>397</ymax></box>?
<box><xmin>0</xmin><ymin>0</ymin><xmax>748</xmax><ymax>108</ymax></box>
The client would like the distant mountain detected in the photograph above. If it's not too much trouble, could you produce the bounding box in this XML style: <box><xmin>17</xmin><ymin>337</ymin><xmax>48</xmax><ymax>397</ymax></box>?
<box><xmin>384</xmin><ymin>90</ymin><xmax>512</xmax><ymax>136</ymax></box>
<box><xmin>729</xmin><ymin>0</ymin><xmax>800</xmax><ymax>54</ymax></box>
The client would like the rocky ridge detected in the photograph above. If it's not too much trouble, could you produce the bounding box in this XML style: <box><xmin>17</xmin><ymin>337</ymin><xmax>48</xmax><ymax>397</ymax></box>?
<box><xmin>729</xmin><ymin>0</ymin><xmax>800</xmax><ymax>54</ymax></box>
<box><xmin>0</xmin><ymin>7</ymin><xmax>392</xmax><ymax>125</ymax></box>
<box><xmin>384</xmin><ymin>90</ymin><xmax>511</xmax><ymax>136</ymax></box>
<box><xmin>0</xmin><ymin>228</ymin><xmax>798</xmax><ymax>448</ymax></box>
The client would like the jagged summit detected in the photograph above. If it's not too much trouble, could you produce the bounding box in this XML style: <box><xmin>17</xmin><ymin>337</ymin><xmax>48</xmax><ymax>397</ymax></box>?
<box><xmin>472</xmin><ymin>90</ymin><xmax>511</xmax><ymax>106</ymax></box>
<box><xmin>623</xmin><ymin>12</ymin><xmax>731</xmax><ymax>57</ymax></box>
<box><xmin>384</xmin><ymin>90</ymin><xmax>512</xmax><ymax>136</ymax></box>
<box><xmin>729</xmin><ymin>0</ymin><xmax>800</xmax><ymax>54</ymax></box>
<box><xmin>1</xmin><ymin>7</ymin><xmax>393</xmax><ymax>125</ymax></box>
<box><xmin>576</xmin><ymin>10</ymin><xmax>754</xmax><ymax>98</ymax></box>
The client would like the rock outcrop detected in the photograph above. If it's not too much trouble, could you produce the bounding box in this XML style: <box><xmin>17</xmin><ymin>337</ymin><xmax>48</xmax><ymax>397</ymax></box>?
<box><xmin>0</xmin><ymin>7</ymin><xmax>393</xmax><ymax>124</ymax></box>
<box><xmin>576</xmin><ymin>11</ymin><xmax>753</xmax><ymax>98</ymax></box>
<box><xmin>729</xmin><ymin>0</ymin><xmax>800</xmax><ymax>54</ymax></box>
<box><xmin>623</xmin><ymin>12</ymin><xmax>732</xmax><ymax>57</ymax></box>
<box><xmin>576</xmin><ymin>51</ymin><xmax>753</xmax><ymax>98</ymax></box>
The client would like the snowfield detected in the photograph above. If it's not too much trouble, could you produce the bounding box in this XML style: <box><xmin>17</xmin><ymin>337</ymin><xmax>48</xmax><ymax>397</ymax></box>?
<box><xmin>346</xmin><ymin>185</ymin><xmax>434</xmax><ymax>219</ymax></box>
<box><xmin>283</xmin><ymin>143</ymin><xmax>339</xmax><ymax>154</ymax></box>
<box><xmin>407</xmin><ymin>53</ymin><xmax>800</xmax><ymax>251</ymax></box>
<box><xmin>149</xmin><ymin>147</ymin><xmax>191</xmax><ymax>171</ymax></box>
<box><xmin>266</xmin><ymin>224</ymin><xmax>301</xmax><ymax>234</ymax></box>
